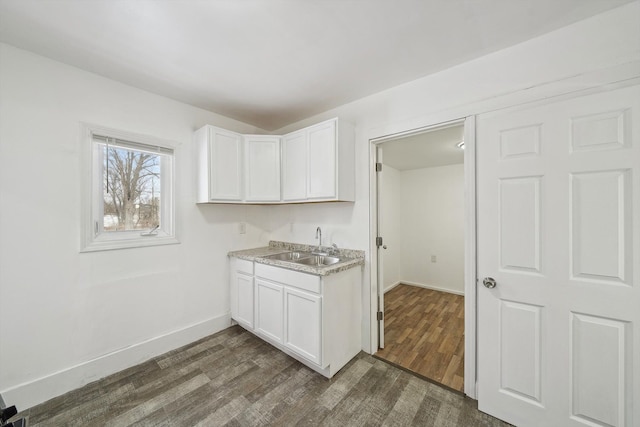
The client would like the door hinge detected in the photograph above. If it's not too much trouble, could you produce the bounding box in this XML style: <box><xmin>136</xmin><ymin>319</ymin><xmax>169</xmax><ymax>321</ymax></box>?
<box><xmin>377</xmin><ymin>311</ymin><xmax>384</xmax><ymax>321</ymax></box>
<box><xmin>375</xmin><ymin>162</ymin><xmax>382</xmax><ymax>172</ymax></box>
<box><xmin>376</xmin><ymin>236</ymin><xmax>383</xmax><ymax>248</ymax></box>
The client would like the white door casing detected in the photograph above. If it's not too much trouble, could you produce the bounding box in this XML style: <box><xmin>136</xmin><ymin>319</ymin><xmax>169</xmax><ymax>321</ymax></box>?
<box><xmin>372</xmin><ymin>116</ymin><xmax>475</xmax><ymax>393</ymax></box>
<box><xmin>477</xmin><ymin>86</ymin><xmax>640</xmax><ymax>426</ymax></box>
<box><xmin>376</xmin><ymin>145</ymin><xmax>385</xmax><ymax>349</ymax></box>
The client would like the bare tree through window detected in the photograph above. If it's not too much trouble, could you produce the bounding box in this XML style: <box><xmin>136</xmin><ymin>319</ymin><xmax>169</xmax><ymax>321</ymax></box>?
<box><xmin>102</xmin><ymin>146</ymin><xmax>161</xmax><ymax>231</ymax></box>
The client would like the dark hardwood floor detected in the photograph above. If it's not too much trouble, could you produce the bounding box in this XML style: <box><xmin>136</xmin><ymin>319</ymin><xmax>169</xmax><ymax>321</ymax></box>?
<box><xmin>375</xmin><ymin>284</ymin><xmax>465</xmax><ymax>392</ymax></box>
<box><xmin>12</xmin><ymin>325</ymin><xmax>507</xmax><ymax>426</ymax></box>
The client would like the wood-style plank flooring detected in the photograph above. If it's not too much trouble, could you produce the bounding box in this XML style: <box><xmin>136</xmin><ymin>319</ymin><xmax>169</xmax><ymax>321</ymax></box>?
<box><xmin>13</xmin><ymin>325</ymin><xmax>508</xmax><ymax>426</ymax></box>
<box><xmin>375</xmin><ymin>285</ymin><xmax>465</xmax><ymax>392</ymax></box>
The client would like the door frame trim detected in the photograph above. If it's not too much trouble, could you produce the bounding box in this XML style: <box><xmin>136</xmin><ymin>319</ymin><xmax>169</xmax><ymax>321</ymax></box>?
<box><xmin>369</xmin><ymin>116</ymin><xmax>477</xmax><ymax>398</ymax></box>
<box><xmin>463</xmin><ymin>116</ymin><xmax>477</xmax><ymax>399</ymax></box>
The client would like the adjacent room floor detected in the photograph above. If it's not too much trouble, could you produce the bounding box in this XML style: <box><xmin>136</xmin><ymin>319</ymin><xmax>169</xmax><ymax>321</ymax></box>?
<box><xmin>14</xmin><ymin>324</ymin><xmax>505</xmax><ymax>426</ymax></box>
<box><xmin>375</xmin><ymin>284</ymin><xmax>465</xmax><ymax>392</ymax></box>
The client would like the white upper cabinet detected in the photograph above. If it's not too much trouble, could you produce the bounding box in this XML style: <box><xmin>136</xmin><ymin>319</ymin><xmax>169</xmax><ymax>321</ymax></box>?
<box><xmin>282</xmin><ymin>130</ymin><xmax>307</xmax><ymax>201</ymax></box>
<box><xmin>282</xmin><ymin>118</ymin><xmax>355</xmax><ymax>202</ymax></box>
<box><xmin>195</xmin><ymin>125</ymin><xmax>243</xmax><ymax>203</ymax></box>
<box><xmin>195</xmin><ymin>117</ymin><xmax>354</xmax><ymax>204</ymax></box>
<box><xmin>244</xmin><ymin>135</ymin><xmax>281</xmax><ymax>202</ymax></box>
<box><xmin>307</xmin><ymin>120</ymin><xmax>336</xmax><ymax>199</ymax></box>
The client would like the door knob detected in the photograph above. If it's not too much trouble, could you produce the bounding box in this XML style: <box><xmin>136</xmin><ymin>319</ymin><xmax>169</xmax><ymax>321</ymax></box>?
<box><xmin>383</xmin><ymin>245</ymin><xmax>387</xmax><ymax>249</ymax></box>
<box><xmin>483</xmin><ymin>277</ymin><xmax>497</xmax><ymax>289</ymax></box>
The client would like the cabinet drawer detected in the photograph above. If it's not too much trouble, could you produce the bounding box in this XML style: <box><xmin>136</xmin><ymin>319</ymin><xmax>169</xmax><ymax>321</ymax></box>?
<box><xmin>255</xmin><ymin>263</ymin><xmax>320</xmax><ymax>294</ymax></box>
<box><xmin>232</xmin><ymin>258</ymin><xmax>254</xmax><ymax>275</ymax></box>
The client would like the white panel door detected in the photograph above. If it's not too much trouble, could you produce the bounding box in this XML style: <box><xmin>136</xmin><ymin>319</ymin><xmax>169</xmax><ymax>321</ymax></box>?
<box><xmin>307</xmin><ymin>120</ymin><xmax>337</xmax><ymax>199</ymax></box>
<box><xmin>209</xmin><ymin>127</ymin><xmax>243</xmax><ymax>201</ymax></box>
<box><xmin>284</xmin><ymin>287</ymin><xmax>322</xmax><ymax>365</ymax></box>
<box><xmin>244</xmin><ymin>136</ymin><xmax>281</xmax><ymax>202</ymax></box>
<box><xmin>254</xmin><ymin>278</ymin><xmax>284</xmax><ymax>344</ymax></box>
<box><xmin>477</xmin><ymin>86</ymin><xmax>640</xmax><ymax>426</ymax></box>
<box><xmin>282</xmin><ymin>130</ymin><xmax>307</xmax><ymax>201</ymax></box>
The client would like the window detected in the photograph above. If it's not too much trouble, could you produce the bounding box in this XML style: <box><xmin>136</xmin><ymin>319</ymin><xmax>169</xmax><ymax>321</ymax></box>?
<box><xmin>81</xmin><ymin>124</ymin><xmax>178</xmax><ymax>252</ymax></box>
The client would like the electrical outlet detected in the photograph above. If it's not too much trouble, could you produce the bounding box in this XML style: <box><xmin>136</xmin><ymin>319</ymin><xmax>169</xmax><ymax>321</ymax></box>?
<box><xmin>431</xmin><ymin>255</ymin><xmax>437</xmax><ymax>263</ymax></box>
<box><xmin>239</xmin><ymin>222</ymin><xmax>246</xmax><ymax>234</ymax></box>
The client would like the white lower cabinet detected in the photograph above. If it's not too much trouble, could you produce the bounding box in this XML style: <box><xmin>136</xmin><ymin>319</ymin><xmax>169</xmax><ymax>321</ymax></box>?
<box><xmin>254</xmin><ymin>278</ymin><xmax>284</xmax><ymax>344</ymax></box>
<box><xmin>229</xmin><ymin>258</ymin><xmax>361</xmax><ymax>378</ymax></box>
<box><xmin>235</xmin><ymin>273</ymin><xmax>254</xmax><ymax>329</ymax></box>
<box><xmin>230</xmin><ymin>258</ymin><xmax>254</xmax><ymax>329</ymax></box>
<box><xmin>284</xmin><ymin>287</ymin><xmax>322</xmax><ymax>366</ymax></box>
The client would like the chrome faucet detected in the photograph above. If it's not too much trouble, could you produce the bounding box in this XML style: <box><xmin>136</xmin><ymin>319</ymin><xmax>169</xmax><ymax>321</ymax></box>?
<box><xmin>315</xmin><ymin>226</ymin><xmax>322</xmax><ymax>249</ymax></box>
<box><xmin>314</xmin><ymin>227</ymin><xmax>329</xmax><ymax>255</ymax></box>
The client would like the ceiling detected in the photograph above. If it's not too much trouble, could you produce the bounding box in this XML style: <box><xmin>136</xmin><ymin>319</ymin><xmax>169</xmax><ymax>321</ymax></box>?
<box><xmin>381</xmin><ymin>125</ymin><xmax>464</xmax><ymax>171</ymax></box>
<box><xmin>0</xmin><ymin>1</ymin><xmax>632</xmax><ymax>131</ymax></box>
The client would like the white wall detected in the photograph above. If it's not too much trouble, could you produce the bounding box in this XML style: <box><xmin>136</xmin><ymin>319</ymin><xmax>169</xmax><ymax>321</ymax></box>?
<box><xmin>380</xmin><ymin>165</ymin><xmax>402</xmax><ymax>290</ymax></box>
<box><xmin>380</xmin><ymin>163</ymin><xmax>464</xmax><ymax>294</ymax></box>
<box><xmin>270</xmin><ymin>2</ymin><xmax>640</xmax><ymax>351</ymax></box>
<box><xmin>0</xmin><ymin>43</ymin><xmax>273</xmax><ymax>409</ymax></box>
<box><xmin>399</xmin><ymin>164</ymin><xmax>465</xmax><ymax>294</ymax></box>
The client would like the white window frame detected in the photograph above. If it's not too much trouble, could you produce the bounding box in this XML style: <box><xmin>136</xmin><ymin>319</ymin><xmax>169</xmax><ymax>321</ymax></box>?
<box><xmin>80</xmin><ymin>123</ymin><xmax>179</xmax><ymax>252</ymax></box>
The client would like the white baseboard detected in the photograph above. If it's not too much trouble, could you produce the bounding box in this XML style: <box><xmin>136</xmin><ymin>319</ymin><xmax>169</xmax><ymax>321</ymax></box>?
<box><xmin>383</xmin><ymin>281</ymin><xmax>402</xmax><ymax>293</ymax></box>
<box><xmin>1</xmin><ymin>313</ymin><xmax>231</xmax><ymax>410</ymax></box>
<box><xmin>393</xmin><ymin>280</ymin><xmax>465</xmax><ymax>296</ymax></box>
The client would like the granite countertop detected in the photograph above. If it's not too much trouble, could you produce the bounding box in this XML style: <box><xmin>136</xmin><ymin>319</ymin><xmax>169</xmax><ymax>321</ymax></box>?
<box><xmin>228</xmin><ymin>241</ymin><xmax>365</xmax><ymax>276</ymax></box>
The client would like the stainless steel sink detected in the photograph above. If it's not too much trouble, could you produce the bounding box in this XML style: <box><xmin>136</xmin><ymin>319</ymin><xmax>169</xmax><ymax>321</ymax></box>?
<box><xmin>263</xmin><ymin>251</ymin><xmax>347</xmax><ymax>267</ymax></box>
<box><xmin>295</xmin><ymin>255</ymin><xmax>342</xmax><ymax>266</ymax></box>
<box><xmin>263</xmin><ymin>251</ymin><xmax>311</xmax><ymax>261</ymax></box>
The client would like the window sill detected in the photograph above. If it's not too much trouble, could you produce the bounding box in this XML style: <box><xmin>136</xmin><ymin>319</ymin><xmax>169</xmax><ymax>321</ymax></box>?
<box><xmin>80</xmin><ymin>234</ymin><xmax>180</xmax><ymax>253</ymax></box>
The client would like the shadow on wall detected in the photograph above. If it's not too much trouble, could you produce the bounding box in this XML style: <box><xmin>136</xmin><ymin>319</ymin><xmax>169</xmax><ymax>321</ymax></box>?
<box><xmin>195</xmin><ymin>201</ymin><xmax>357</xmax><ymax>250</ymax></box>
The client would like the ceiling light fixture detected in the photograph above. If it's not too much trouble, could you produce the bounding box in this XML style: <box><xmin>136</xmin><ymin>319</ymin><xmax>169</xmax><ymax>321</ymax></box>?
<box><xmin>456</xmin><ymin>141</ymin><xmax>465</xmax><ymax>149</ymax></box>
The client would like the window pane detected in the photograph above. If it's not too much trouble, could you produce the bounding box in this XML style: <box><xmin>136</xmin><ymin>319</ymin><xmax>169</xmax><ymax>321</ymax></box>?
<box><xmin>102</xmin><ymin>145</ymin><xmax>162</xmax><ymax>231</ymax></box>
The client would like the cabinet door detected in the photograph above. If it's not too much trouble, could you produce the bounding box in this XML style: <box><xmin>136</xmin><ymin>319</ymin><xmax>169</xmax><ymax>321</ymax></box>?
<box><xmin>284</xmin><ymin>287</ymin><xmax>322</xmax><ymax>365</ymax></box>
<box><xmin>233</xmin><ymin>272</ymin><xmax>254</xmax><ymax>329</ymax></box>
<box><xmin>255</xmin><ymin>279</ymin><xmax>284</xmax><ymax>343</ymax></box>
<box><xmin>282</xmin><ymin>130</ymin><xmax>307</xmax><ymax>201</ymax></box>
<box><xmin>245</xmin><ymin>136</ymin><xmax>281</xmax><ymax>202</ymax></box>
<box><xmin>209</xmin><ymin>127</ymin><xmax>243</xmax><ymax>201</ymax></box>
<box><xmin>307</xmin><ymin>120</ymin><xmax>336</xmax><ymax>199</ymax></box>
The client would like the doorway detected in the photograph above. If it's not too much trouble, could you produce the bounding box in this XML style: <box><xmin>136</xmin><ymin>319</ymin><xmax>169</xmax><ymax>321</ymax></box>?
<box><xmin>371</xmin><ymin>117</ymin><xmax>476</xmax><ymax>396</ymax></box>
